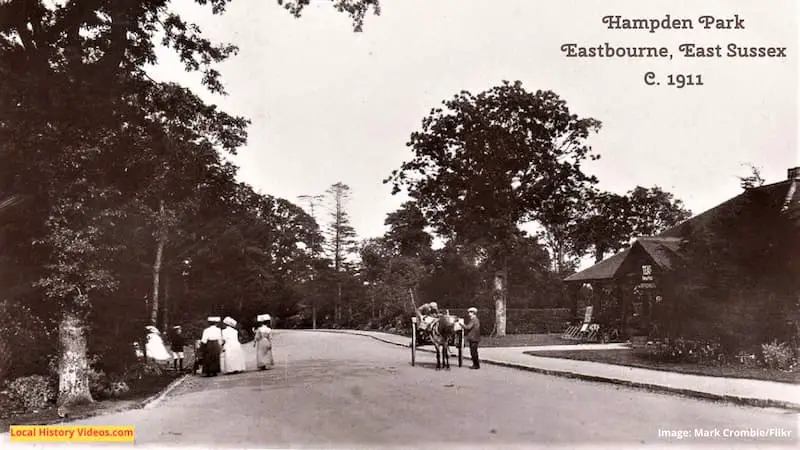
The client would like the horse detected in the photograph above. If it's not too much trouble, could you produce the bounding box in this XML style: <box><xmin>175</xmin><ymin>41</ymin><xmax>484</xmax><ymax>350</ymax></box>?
<box><xmin>427</xmin><ymin>314</ymin><xmax>459</xmax><ymax>370</ymax></box>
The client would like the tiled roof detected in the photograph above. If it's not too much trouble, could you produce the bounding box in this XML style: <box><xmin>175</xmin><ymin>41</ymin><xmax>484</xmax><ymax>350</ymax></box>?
<box><xmin>636</xmin><ymin>237</ymin><xmax>682</xmax><ymax>270</ymax></box>
<box><xmin>563</xmin><ymin>248</ymin><xmax>630</xmax><ymax>283</ymax></box>
<box><xmin>659</xmin><ymin>179</ymin><xmax>800</xmax><ymax>238</ymax></box>
<box><xmin>564</xmin><ymin>237</ymin><xmax>680</xmax><ymax>283</ymax></box>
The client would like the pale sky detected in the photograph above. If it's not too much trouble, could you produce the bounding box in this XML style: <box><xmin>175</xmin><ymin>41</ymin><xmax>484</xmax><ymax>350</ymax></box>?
<box><xmin>149</xmin><ymin>0</ymin><xmax>798</xmax><ymax>264</ymax></box>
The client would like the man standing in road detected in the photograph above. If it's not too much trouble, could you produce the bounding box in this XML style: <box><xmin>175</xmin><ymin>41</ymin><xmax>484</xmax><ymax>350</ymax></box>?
<box><xmin>463</xmin><ymin>307</ymin><xmax>481</xmax><ymax>369</ymax></box>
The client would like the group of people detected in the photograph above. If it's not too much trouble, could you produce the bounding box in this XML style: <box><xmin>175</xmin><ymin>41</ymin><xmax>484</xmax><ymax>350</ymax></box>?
<box><xmin>196</xmin><ymin>314</ymin><xmax>274</xmax><ymax>377</ymax></box>
<box><xmin>416</xmin><ymin>301</ymin><xmax>482</xmax><ymax>370</ymax></box>
<box><xmin>143</xmin><ymin>325</ymin><xmax>187</xmax><ymax>371</ymax></box>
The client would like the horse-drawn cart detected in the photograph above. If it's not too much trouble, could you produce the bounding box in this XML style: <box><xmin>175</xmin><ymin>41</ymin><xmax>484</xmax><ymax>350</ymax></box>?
<box><xmin>411</xmin><ymin>315</ymin><xmax>465</xmax><ymax>368</ymax></box>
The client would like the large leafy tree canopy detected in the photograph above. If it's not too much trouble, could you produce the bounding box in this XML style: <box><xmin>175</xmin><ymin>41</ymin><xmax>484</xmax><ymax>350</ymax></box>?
<box><xmin>383</xmin><ymin>201</ymin><xmax>432</xmax><ymax>258</ymax></box>
<box><xmin>0</xmin><ymin>0</ymin><xmax>381</xmax><ymax>401</ymax></box>
<box><xmin>575</xmin><ymin>186</ymin><xmax>692</xmax><ymax>263</ymax></box>
<box><xmin>386</xmin><ymin>80</ymin><xmax>601</xmax><ymax>269</ymax></box>
<box><xmin>0</xmin><ymin>0</ymin><xmax>380</xmax><ymax>310</ymax></box>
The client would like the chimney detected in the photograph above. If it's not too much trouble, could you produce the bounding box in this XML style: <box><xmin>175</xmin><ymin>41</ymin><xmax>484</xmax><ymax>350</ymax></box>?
<box><xmin>789</xmin><ymin>167</ymin><xmax>800</xmax><ymax>180</ymax></box>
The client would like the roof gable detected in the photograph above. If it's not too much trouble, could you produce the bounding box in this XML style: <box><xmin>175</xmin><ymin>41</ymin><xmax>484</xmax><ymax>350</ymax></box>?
<box><xmin>564</xmin><ymin>179</ymin><xmax>800</xmax><ymax>283</ymax></box>
<box><xmin>659</xmin><ymin>179</ymin><xmax>799</xmax><ymax>238</ymax></box>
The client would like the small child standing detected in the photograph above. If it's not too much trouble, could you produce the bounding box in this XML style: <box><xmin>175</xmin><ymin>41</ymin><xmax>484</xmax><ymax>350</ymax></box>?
<box><xmin>169</xmin><ymin>325</ymin><xmax>187</xmax><ymax>372</ymax></box>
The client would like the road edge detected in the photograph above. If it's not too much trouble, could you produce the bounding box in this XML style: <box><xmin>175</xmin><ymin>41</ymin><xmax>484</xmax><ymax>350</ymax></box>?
<box><xmin>140</xmin><ymin>373</ymin><xmax>189</xmax><ymax>410</ymax></box>
<box><xmin>315</xmin><ymin>329</ymin><xmax>800</xmax><ymax>412</ymax></box>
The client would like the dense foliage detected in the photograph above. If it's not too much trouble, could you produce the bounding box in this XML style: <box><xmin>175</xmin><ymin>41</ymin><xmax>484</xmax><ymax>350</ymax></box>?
<box><xmin>0</xmin><ymin>0</ymin><xmax>380</xmax><ymax>408</ymax></box>
<box><xmin>3</xmin><ymin>0</ymin><xmax>764</xmax><ymax>415</ymax></box>
<box><xmin>662</xmin><ymin>186</ymin><xmax>800</xmax><ymax>354</ymax></box>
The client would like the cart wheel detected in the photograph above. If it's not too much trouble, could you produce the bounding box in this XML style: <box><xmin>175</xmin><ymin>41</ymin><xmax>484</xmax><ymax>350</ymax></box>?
<box><xmin>457</xmin><ymin>329</ymin><xmax>464</xmax><ymax>367</ymax></box>
<box><xmin>410</xmin><ymin>320</ymin><xmax>417</xmax><ymax>366</ymax></box>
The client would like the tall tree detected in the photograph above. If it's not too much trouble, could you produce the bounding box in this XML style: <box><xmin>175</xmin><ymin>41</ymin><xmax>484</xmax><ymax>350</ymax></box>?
<box><xmin>573</xmin><ymin>190</ymin><xmax>632</xmax><ymax>263</ymax></box>
<box><xmin>626</xmin><ymin>186</ymin><xmax>692</xmax><ymax>238</ymax></box>
<box><xmin>297</xmin><ymin>193</ymin><xmax>326</xmax><ymax>328</ymax></box>
<box><xmin>324</xmin><ymin>182</ymin><xmax>359</xmax><ymax>323</ymax></box>
<box><xmin>574</xmin><ymin>186</ymin><xmax>691</xmax><ymax>263</ymax></box>
<box><xmin>383</xmin><ymin>201</ymin><xmax>433</xmax><ymax>258</ymax></box>
<box><xmin>0</xmin><ymin>0</ymin><xmax>379</xmax><ymax>408</ymax></box>
<box><xmin>386</xmin><ymin>81</ymin><xmax>601</xmax><ymax>335</ymax></box>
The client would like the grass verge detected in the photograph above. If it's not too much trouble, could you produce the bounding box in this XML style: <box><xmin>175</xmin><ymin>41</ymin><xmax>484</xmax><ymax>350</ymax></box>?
<box><xmin>479</xmin><ymin>333</ymin><xmax>577</xmax><ymax>348</ymax></box>
<box><xmin>524</xmin><ymin>349</ymin><xmax>800</xmax><ymax>384</ymax></box>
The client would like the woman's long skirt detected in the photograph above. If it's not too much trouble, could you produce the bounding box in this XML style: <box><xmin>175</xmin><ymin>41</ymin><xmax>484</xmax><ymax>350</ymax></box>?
<box><xmin>203</xmin><ymin>340</ymin><xmax>222</xmax><ymax>376</ymax></box>
<box><xmin>256</xmin><ymin>339</ymin><xmax>274</xmax><ymax>369</ymax></box>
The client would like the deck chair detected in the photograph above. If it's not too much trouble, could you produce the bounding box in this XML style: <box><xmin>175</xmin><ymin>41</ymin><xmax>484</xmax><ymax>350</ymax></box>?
<box><xmin>575</xmin><ymin>306</ymin><xmax>601</xmax><ymax>342</ymax></box>
<box><xmin>561</xmin><ymin>325</ymin><xmax>581</xmax><ymax>340</ymax></box>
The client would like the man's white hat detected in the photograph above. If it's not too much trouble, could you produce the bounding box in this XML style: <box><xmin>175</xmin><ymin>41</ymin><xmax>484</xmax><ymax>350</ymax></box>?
<box><xmin>257</xmin><ymin>314</ymin><xmax>271</xmax><ymax>322</ymax></box>
<box><xmin>207</xmin><ymin>316</ymin><xmax>221</xmax><ymax>322</ymax></box>
<box><xmin>468</xmin><ymin>307</ymin><xmax>478</xmax><ymax>314</ymax></box>
<box><xmin>145</xmin><ymin>325</ymin><xmax>159</xmax><ymax>333</ymax></box>
<box><xmin>223</xmin><ymin>316</ymin><xmax>237</xmax><ymax>327</ymax></box>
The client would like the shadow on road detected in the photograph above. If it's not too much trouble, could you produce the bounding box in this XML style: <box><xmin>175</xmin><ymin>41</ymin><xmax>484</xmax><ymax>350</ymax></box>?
<box><xmin>411</xmin><ymin>361</ymin><xmax>465</xmax><ymax>371</ymax></box>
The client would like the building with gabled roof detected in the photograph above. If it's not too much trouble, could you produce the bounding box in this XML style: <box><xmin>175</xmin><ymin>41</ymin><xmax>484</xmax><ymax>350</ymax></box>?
<box><xmin>563</xmin><ymin>166</ymin><xmax>800</xmax><ymax>339</ymax></box>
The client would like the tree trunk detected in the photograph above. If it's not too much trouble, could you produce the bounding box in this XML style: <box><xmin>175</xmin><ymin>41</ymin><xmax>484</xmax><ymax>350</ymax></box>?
<box><xmin>150</xmin><ymin>201</ymin><xmax>167</xmax><ymax>326</ymax></box>
<box><xmin>594</xmin><ymin>245</ymin><xmax>606</xmax><ymax>264</ymax></box>
<box><xmin>336</xmin><ymin>282</ymin><xmax>343</xmax><ymax>324</ymax></box>
<box><xmin>312</xmin><ymin>299</ymin><xmax>317</xmax><ymax>330</ymax></box>
<box><xmin>57</xmin><ymin>310</ymin><xmax>93</xmax><ymax>408</ymax></box>
<box><xmin>163</xmin><ymin>272</ymin><xmax>170</xmax><ymax>331</ymax></box>
<box><xmin>493</xmin><ymin>270</ymin><xmax>507</xmax><ymax>337</ymax></box>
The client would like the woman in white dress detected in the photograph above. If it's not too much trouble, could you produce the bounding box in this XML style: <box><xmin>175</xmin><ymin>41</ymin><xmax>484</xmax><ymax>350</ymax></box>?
<box><xmin>254</xmin><ymin>314</ymin><xmax>274</xmax><ymax>370</ymax></box>
<box><xmin>144</xmin><ymin>325</ymin><xmax>172</xmax><ymax>364</ymax></box>
<box><xmin>221</xmin><ymin>317</ymin><xmax>246</xmax><ymax>373</ymax></box>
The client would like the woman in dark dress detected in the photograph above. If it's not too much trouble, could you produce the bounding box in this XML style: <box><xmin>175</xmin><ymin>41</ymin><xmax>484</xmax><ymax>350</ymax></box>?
<box><xmin>200</xmin><ymin>317</ymin><xmax>223</xmax><ymax>376</ymax></box>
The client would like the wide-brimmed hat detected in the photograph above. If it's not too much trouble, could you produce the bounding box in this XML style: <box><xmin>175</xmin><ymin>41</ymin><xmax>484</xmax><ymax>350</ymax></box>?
<box><xmin>223</xmin><ymin>316</ymin><xmax>237</xmax><ymax>327</ymax></box>
<box><xmin>145</xmin><ymin>325</ymin><xmax>159</xmax><ymax>333</ymax></box>
<box><xmin>207</xmin><ymin>316</ymin><xmax>221</xmax><ymax>322</ymax></box>
<box><xmin>256</xmin><ymin>314</ymin><xmax>271</xmax><ymax>322</ymax></box>
<box><xmin>467</xmin><ymin>307</ymin><xmax>478</xmax><ymax>314</ymax></box>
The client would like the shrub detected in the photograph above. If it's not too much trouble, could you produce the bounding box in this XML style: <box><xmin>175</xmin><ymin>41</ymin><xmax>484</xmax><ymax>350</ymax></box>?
<box><xmin>0</xmin><ymin>335</ymin><xmax>10</xmax><ymax>385</ymax></box>
<box><xmin>735</xmin><ymin>351</ymin><xmax>759</xmax><ymax>368</ymax></box>
<box><xmin>7</xmin><ymin>375</ymin><xmax>56</xmax><ymax>412</ymax></box>
<box><xmin>87</xmin><ymin>367</ymin><xmax>131</xmax><ymax>400</ymax></box>
<box><xmin>639</xmin><ymin>339</ymin><xmax>723</xmax><ymax>364</ymax></box>
<box><xmin>761</xmin><ymin>340</ymin><xmax>796</xmax><ymax>371</ymax></box>
<box><xmin>88</xmin><ymin>367</ymin><xmax>112</xmax><ymax>400</ymax></box>
<box><xmin>0</xmin><ymin>301</ymin><xmax>57</xmax><ymax>380</ymax></box>
<box><xmin>123</xmin><ymin>361</ymin><xmax>164</xmax><ymax>382</ymax></box>
<box><xmin>110</xmin><ymin>380</ymin><xmax>130</xmax><ymax>397</ymax></box>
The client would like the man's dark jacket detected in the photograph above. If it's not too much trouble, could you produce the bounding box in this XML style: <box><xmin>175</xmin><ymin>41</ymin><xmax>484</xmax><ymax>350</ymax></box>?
<box><xmin>464</xmin><ymin>317</ymin><xmax>481</xmax><ymax>343</ymax></box>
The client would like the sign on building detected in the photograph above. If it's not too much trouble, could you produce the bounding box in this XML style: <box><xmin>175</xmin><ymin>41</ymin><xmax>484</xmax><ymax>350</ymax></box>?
<box><xmin>642</xmin><ymin>264</ymin><xmax>653</xmax><ymax>282</ymax></box>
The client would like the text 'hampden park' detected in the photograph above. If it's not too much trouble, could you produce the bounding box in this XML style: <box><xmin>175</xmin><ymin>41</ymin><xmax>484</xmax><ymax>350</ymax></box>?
<box><xmin>560</xmin><ymin>14</ymin><xmax>787</xmax><ymax>59</ymax></box>
<box><xmin>558</xmin><ymin>13</ymin><xmax>788</xmax><ymax>89</ymax></box>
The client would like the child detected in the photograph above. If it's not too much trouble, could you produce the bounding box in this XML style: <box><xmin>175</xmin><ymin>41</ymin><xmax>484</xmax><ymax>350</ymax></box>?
<box><xmin>170</xmin><ymin>325</ymin><xmax>187</xmax><ymax>372</ymax></box>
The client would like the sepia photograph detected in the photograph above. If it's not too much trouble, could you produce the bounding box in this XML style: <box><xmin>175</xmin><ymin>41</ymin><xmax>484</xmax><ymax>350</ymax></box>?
<box><xmin>0</xmin><ymin>0</ymin><xmax>797</xmax><ymax>448</ymax></box>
